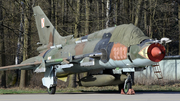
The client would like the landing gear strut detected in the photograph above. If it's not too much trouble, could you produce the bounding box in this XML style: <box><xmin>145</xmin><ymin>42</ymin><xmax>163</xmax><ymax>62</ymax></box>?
<box><xmin>48</xmin><ymin>67</ymin><xmax>57</xmax><ymax>94</ymax></box>
<box><xmin>119</xmin><ymin>74</ymin><xmax>135</xmax><ymax>95</ymax></box>
<box><xmin>123</xmin><ymin>82</ymin><xmax>131</xmax><ymax>94</ymax></box>
<box><xmin>42</xmin><ymin>66</ymin><xmax>57</xmax><ymax>94</ymax></box>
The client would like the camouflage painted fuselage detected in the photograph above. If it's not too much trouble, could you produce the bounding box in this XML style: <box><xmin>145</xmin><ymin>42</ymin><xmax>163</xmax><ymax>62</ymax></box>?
<box><xmin>31</xmin><ymin>6</ymin><xmax>166</xmax><ymax>88</ymax></box>
<box><xmin>39</xmin><ymin>24</ymin><xmax>164</xmax><ymax>79</ymax></box>
<box><xmin>0</xmin><ymin>6</ymin><xmax>167</xmax><ymax>93</ymax></box>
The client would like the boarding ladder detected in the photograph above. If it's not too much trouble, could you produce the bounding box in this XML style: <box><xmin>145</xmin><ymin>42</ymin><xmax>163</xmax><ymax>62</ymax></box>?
<box><xmin>152</xmin><ymin>63</ymin><xmax>164</xmax><ymax>84</ymax></box>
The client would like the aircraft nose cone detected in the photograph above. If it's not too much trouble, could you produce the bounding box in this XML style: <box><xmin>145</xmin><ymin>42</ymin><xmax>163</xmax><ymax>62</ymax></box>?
<box><xmin>151</xmin><ymin>47</ymin><xmax>162</xmax><ymax>57</ymax></box>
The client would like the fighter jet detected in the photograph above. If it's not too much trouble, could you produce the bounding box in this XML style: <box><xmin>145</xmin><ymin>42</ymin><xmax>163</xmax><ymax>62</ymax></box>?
<box><xmin>0</xmin><ymin>6</ymin><xmax>171</xmax><ymax>95</ymax></box>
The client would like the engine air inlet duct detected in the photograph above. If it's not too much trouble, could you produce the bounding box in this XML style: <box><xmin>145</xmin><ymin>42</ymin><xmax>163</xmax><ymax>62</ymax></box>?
<box><xmin>147</xmin><ymin>43</ymin><xmax>165</xmax><ymax>62</ymax></box>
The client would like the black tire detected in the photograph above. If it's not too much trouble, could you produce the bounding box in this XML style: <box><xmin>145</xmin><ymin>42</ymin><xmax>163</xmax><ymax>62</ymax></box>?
<box><xmin>123</xmin><ymin>82</ymin><xmax>131</xmax><ymax>94</ymax></box>
<box><xmin>47</xmin><ymin>86</ymin><xmax>56</xmax><ymax>94</ymax></box>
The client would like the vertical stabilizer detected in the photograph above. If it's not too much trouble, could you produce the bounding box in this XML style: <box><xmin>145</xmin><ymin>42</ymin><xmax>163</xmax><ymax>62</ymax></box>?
<box><xmin>33</xmin><ymin>6</ymin><xmax>65</xmax><ymax>47</ymax></box>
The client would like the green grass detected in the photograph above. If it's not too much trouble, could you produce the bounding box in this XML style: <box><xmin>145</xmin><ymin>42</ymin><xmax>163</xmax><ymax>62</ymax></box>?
<box><xmin>0</xmin><ymin>84</ymin><xmax>180</xmax><ymax>94</ymax></box>
<box><xmin>0</xmin><ymin>87</ymin><xmax>47</xmax><ymax>94</ymax></box>
<box><xmin>133</xmin><ymin>84</ymin><xmax>180</xmax><ymax>92</ymax></box>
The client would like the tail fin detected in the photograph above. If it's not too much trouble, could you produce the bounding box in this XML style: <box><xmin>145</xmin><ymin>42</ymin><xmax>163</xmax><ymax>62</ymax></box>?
<box><xmin>33</xmin><ymin>6</ymin><xmax>65</xmax><ymax>47</ymax></box>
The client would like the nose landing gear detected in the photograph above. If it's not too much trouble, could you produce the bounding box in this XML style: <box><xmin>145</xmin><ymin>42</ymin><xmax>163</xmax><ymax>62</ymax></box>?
<box><xmin>119</xmin><ymin>74</ymin><xmax>135</xmax><ymax>95</ymax></box>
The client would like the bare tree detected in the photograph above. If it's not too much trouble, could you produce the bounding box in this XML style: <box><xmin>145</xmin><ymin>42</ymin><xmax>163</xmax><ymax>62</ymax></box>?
<box><xmin>124</xmin><ymin>0</ymin><xmax>129</xmax><ymax>23</ymax></box>
<box><xmin>85</xmin><ymin>0</ymin><xmax>90</xmax><ymax>34</ymax></box>
<box><xmin>178</xmin><ymin>1</ymin><xmax>180</xmax><ymax>55</ymax></box>
<box><xmin>106</xmin><ymin>0</ymin><xmax>110</xmax><ymax>28</ymax></box>
<box><xmin>74</xmin><ymin>0</ymin><xmax>80</xmax><ymax>38</ymax></box>
<box><xmin>19</xmin><ymin>0</ymin><xmax>31</xmax><ymax>88</ymax></box>
<box><xmin>19</xmin><ymin>0</ymin><xmax>25</xmax><ymax>88</ymax></box>
<box><xmin>101</xmin><ymin>0</ymin><xmax>104</xmax><ymax>29</ymax></box>
<box><xmin>134</xmin><ymin>0</ymin><xmax>142</xmax><ymax>26</ymax></box>
<box><xmin>144</xmin><ymin>0</ymin><xmax>147</xmax><ymax>32</ymax></box>
<box><xmin>0</xmin><ymin>0</ymin><xmax>6</xmax><ymax>88</ymax></box>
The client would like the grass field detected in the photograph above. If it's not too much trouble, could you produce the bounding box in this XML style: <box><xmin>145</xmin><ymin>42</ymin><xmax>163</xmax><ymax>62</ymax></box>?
<box><xmin>0</xmin><ymin>84</ymin><xmax>180</xmax><ymax>94</ymax></box>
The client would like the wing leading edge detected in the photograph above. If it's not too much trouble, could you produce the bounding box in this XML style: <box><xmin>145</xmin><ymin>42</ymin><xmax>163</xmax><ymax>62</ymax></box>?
<box><xmin>0</xmin><ymin>62</ymin><xmax>41</xmax><ymax>71</ymax></box>
<box><xmin>0</xmin><ymin>55</ymin><xmax>69</xmax><ymax>73</ymax></box>
<box><xmin>0</xmin><ymin>56</ymin><xmax>44</xmax><ymax>72</ymax></box>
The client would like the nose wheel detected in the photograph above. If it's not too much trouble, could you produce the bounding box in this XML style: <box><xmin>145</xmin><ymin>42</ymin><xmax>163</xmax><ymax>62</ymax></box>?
<box><xmin>123</xmin><ymin>82</ymin><xmax>131</xmax><ymax>94</ymax></box>
<box><xmin>119</xmin><ymin>74</ymin><xmax>135</xmax><ymax>95</ymax></box>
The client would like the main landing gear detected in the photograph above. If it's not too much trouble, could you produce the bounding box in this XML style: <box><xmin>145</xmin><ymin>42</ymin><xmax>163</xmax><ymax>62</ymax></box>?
<box><xmin>48</xmin><ymin>86</ymin><xmax>56</xmax><ymax>94</ymax></box>
<box><xmin>47</xmin><ymin>67</ymin><xmax>57</xmax><ymax>94</ymax></box>
<box><xmin>118</xmin><ymin>74</ymin><xmax>135</xmax><ymax>95</ymax></box>
<box><xmin>42</xmin><ymin>66</ymin><xmax>57</xmax><ymax>94</ymax></box>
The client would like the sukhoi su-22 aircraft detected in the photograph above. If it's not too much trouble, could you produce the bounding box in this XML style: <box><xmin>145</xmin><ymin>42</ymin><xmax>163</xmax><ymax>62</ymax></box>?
<box><xmin>0</xmin><ymin>6</ymin><xmax>172</xmax><ymax>95</ymax></box>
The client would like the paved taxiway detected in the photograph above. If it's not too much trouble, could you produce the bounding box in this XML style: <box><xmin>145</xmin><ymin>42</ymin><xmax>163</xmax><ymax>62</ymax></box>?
<box><xmin>1</xmin><ymin>92</ymin><xmax>180</xmax><ymax>101</ymax></box>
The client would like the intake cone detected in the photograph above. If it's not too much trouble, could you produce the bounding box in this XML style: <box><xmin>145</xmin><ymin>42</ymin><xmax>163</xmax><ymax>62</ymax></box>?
<box><xmin>151</xmin><ymin>47</ymin><xmax>162</xmax><ymax>58</ymax></box>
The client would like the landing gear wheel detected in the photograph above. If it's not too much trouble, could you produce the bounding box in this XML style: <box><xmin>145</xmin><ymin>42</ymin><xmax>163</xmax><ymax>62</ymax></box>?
<box><xmin>47</xmin><ymin>86</ymin><xmax>56</xmax><ymax>94</ymax></box>
<box><xmin>120</xmin><ymin>73</ymin><xmax>135</xmax><ymax>95</ymax></box>
<box><xmin>123</xmin><ymin>82</ymin><xmax>131</xmax><ymax>94</ymax></box>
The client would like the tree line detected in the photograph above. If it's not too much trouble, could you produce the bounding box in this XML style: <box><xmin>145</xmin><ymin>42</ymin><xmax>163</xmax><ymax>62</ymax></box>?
<box><xmin>0</xmin><ymin>0</ymin><xmax>180</xmax><ymax>88</ymax></box>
